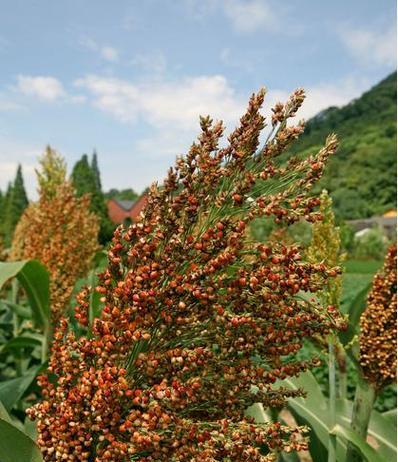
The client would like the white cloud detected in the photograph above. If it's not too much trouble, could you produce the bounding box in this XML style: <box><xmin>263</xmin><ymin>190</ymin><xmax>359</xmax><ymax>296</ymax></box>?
<box><xmin>220</xmin><ymin>47</ymin><xmax>260</xmax><ymax>72</ymax></box>
<box><xmin>130</xmin><ymin>50</ymin><xmax>167</xmax><ymax>74</ymax></box>
<box><xmin>340</xmin><ymin>25</ymin><xmax>396</xmax><ymax>67</ymax></box>
<box><xmin>100</xmin><ymin>46</ymin><xmax>119</xmax><ymax>62</ymax></box>
<box><xmin>222</xmin><ymin>0</ymin><xmax>276</xmax><ymax>33</ymax></box>
<box><xmin>0</xmin><ymin>96</ymin><xmax>25</xmax><ymax>112</ymax></box>
<box><xmin>0</xmin><ymin>139</ymin><xmax>42</xmax><ymax>199</ymax></box>
<box><xmin>265</xmin><ymin>76</ymin><xmax>370</xmax><ymax>123</ymax></box>
<box><xmin>16</xmin><ymin>75</ymin><xmax>66</xmax><ymax>101</ymax></box>
<box><xmin>80</xmin><ymin>37</ymin><xmax>119</xmax><ymax>62</ymax></box>
<box><xmin>75</xmin><ymin>74</ymin><xmax>245</xmax><ymax>129</ymax></box>
<box><xmin>185</xmin><ymin>0</ymin><xmax>278</xmax><ymax>33</ymax></box>
<box><xmin>75</xmin><ymin>72</ymin><xmax>369</xmax><ymax>132</ymax></box>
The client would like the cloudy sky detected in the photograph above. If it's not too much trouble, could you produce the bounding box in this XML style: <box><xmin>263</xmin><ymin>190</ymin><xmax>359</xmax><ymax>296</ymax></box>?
<box><xmin>0</xmin><ymin>0</ymin><xmax>396</xmax><ymax>198</ymax></box>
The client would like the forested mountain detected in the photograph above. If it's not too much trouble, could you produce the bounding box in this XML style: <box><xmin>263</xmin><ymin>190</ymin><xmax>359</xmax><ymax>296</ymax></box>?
<box><xmin>290</xmin><ymin>72</ymin><xmax>397</xmax><ymax>219</ymax></box>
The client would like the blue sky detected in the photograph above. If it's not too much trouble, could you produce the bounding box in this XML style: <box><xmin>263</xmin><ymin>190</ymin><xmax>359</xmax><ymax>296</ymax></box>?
<box><xmin>0</xmin><ymin>0</ymin><xmax>396</xmax><ymax>198</ymax></box>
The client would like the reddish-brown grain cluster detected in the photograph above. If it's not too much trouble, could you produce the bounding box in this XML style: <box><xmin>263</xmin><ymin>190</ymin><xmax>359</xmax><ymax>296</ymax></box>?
<box><xmin>11</xmin><ymin>147</ymin><xmax>99</xmax><ymax>321</ymax></box>
<box><xmin>359</xmin><ymin>243</ymin><xmax>397</xmax><ymax>390</ymax></box>
<box><xmin>28</xmin><ymin>89</ymin><xmax>345</xmax><ymax>461</ymax></box>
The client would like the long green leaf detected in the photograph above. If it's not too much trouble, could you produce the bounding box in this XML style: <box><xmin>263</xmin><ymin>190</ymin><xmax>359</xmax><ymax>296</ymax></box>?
<box><xmin>331</xmin><ymin>424</ymin><xmax>386</xmax><ymax>462</ymax></box>
<box><xmin>0</xmin><ymin>400</ymin><xmax>12</xmax><ymax>423</ymax></box>
<box><xmin>245</xmin><ymin>402</ymin><xmax>271</xmax><ymax>423</ymax></box>
<box><xmin>0</xmin><ymin>260</ymin><xmax>50</xmax><ymax>329</ymax></box>
<box><xmin>339</xmin><ymin>284</ymin><xmax>370</xmax><ymax>345</ymax></box>
<box><xmin>0</xmin><ymin>418</ymin><xmax>43</xmax><ymax>462</ymax></box>
<box><xmin>0</xmin><ymin>367</ymin><xmax>39</xmax><ymax>411</ymax></box>
<box><xmin>0</xmin><ymin>336</ymin><xmax>42</xmax><ymax>353</ymax></box>
<box><xmin>382</xmin><ymin>409</ymin><xmax>397</xmax><ymax>424</ymax></box>
<box><xmin>335</xmin><ymin>399</ymin><xmax>396</xmax><ymax>461</ymax></box>
<box><xmin>280</xmin><ymin>372</ymin><xmax>345</xmax><ymax>461</ymax></box>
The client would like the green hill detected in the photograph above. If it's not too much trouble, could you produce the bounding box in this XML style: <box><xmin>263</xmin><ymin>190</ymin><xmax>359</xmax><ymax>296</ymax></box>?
<box><xmin>291</xmin><ymin>72</ymin><xmax>397</xmax><ymax>220</ymax></box>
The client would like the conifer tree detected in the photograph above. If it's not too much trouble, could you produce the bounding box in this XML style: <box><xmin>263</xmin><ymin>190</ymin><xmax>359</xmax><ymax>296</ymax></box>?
<box><xmin>91</xmin><ymin>149</ymin><xmax>102</xmax><ymax>191</ymax></box>
<box><xmin>0</xmin><ymin>183</ymin><xmax>12</xmax><ymax>240</ymax></box>
<box><xmin>3</xmin><ymin>165</ymin><xmax>29</xmax><ymax>245</ymax></box>
<box><xmin>72</xmin><ymin>153</ymin><xmax>114</xmax><ymax>244</ymax></box>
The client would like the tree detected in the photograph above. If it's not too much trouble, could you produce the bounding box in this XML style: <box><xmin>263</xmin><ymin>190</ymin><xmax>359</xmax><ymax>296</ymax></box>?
<box><xmin>104</xmin><ymin>188</ymin><xmax>139</xmax><ymax>202</ymax></box>
<box><xmin>3</xmin><ymin>165</ymin><xmax>29</xmax><ymax>245</ymax></box>
<box><xmin>71</xmin><ymin>152</ymin><xmax>114</xmax><ymax>244</ymax></box>
<box><xmin>91</xmin><ymin>149</ymin><xmax>102</xmax><ymax>191</ymax></box>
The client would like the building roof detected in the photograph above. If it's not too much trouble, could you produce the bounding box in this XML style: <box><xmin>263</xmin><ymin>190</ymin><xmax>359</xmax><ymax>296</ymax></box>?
<box><xmin>107</xmin><ymin>194</ymin><xmax>148</xmax><ymax>224</ymax></box>
<box><xmin>112</xmin><ymin>199</ymin><xmax>135</xmax><ymax>211</ymax></box>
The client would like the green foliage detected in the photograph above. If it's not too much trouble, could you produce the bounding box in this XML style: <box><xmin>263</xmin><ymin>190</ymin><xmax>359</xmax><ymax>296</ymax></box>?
<box><xmin>0</xmin><ymin>166</ymin><xmax>29</xmax><ymax>246</ymax></box>
<box><xmin>91</xmin><ymin>150</ymin><xmax>102</xmax><ymax>191</ymax></box>
<box><xmin>250</xmin><ymin>217</ymin><xmax>312</xmax><ymax>246</ymax></box>
<box><xmin>0</xmin><ymin>260</ymin><xmax>50</xmax><ymax>422</ymax></box>
<box><xmin>290</xmin><ymin>72</ymin><xmax>397</xmax><ymax>219</ymax></box>
<box><xmin>0</xmin><ymin>260</ymin><xmax>50</xmax><ymax>330</ymax></box>
<box><xmin>104</xmin><ymin>187</ymin><xmax>139</xmax><ymax>201</ymax></box>
<box><xmin>297</xmin><ymin>258</ymin><xmax>396</xmax><ymax>415</ymax></box>
<box><xmin>0</xmin><ymin>411</ymin><xmax>43</xmax><ymax>462</ymax></box>
<box><xmin>71</xmin><ymin>152</ymin><xmax>114</xmax><ymax>244</ymax></box>
<box><xmin>36</xmin><ymin>146</ymin><xmax>67</xmax><ymax>199</ymax></box>
<box><xmin>353</xmin><ymin>228</ymin><xmax>388</xmax><ymax>260</ymax></box>
<box><xmin>276</xmin><ymin>371</ymin><xmax>395</xmax><ymax>462</ymax></box>
<box><xmin>339</xmin><ymin>222</ymin><xmax>355</xmax><ymax>254</ymax></box>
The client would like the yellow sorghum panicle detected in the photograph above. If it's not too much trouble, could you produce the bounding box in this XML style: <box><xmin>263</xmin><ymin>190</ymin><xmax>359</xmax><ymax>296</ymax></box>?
<box><xmin>307</xmin><ymin>189</ymin><xmax>345</xmax><ymax>307</ymax></box>
<box><xmin>11</xmin><ymin>147</ymin><xmax>99</xmax><ymax>320</ymax></box>
<box><xmin>28</xmin><ymin>89</ymin><xmax>345</xmax><ymax>462</ymax></box>
<box><xmin>359</xmin><ymin>243</ymin><xmax>397</xmax><ymax>390</ymax></box>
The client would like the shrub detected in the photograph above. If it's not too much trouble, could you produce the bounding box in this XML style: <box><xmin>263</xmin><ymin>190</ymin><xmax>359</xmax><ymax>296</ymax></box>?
<box><xmin>353</xmin><ymin>227</ymin><xmax>388</xmax><ymax>260</ymax></box>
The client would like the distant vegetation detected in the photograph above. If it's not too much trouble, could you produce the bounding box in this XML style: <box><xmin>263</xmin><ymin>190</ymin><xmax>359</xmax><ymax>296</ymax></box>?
<box><xmin>290</xmin><ymin>72</ymin><xmax>397</xmax><ymax>219</ymax></box>
<box><xmin>0</xmin><ymin>73</ymin><xmax>395</xmax><ymax>248</ymax></box>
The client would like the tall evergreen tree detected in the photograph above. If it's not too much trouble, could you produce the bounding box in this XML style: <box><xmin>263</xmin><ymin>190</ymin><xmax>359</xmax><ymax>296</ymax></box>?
<box><xmin>0</xmin><ymin>183</ymin><xmax>12</xmax><ymax>235</ymax></box>
<box><xmin>3</xmin><ymin>165</ymin><xmax>29</xmax><ymax>244</ymax></box>
<box><xmin>91</xmin><ymin>149</ymin><xmax>102</xmax><ymax>191</ymax></box>
<box><xmin>71</xmin><ymin>153</ymin><xmax>114</xmax><ymax>244</ymax></box>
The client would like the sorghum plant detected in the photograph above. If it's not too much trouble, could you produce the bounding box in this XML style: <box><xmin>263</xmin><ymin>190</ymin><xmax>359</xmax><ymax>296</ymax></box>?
<box><xmin>359</xmin><ymin>242</ymin><xmax>397</xmax><ymax>390</ymax></box>
<box><xmin>347</xmin><ymin>243</ymin><xmax>397</xmax><ymax>462</ymax></box>
<box><xmin>307</xmin><ymin>190</ymin><xmax>345</xmax><ymax>462</ymax></box>
<box><xmin>307</xmin><ymin>190</ymin><xmax>345</xmax><ymax>308</ymax></box>
<box><xmin>11</xmin><ymin>147</ymin><xmax>99</xmax><ymax>321</ymax></box>
<box><xmin>28</xmin><ymin>89</ymin><xmax>345</xmax><ymax>461</ymax></box>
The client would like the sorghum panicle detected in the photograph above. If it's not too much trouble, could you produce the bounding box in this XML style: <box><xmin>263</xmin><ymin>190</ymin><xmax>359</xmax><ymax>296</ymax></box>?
<box><xmin>28</xmin><ymin>89</ymin><xmax>345</xmax><ymax>461</ymax></box>
<box><xmin>307</xmin><ymin>189</ymin><xmax>345</xmax><ymax>308</ymax></box>
<box><xmin>11</xmin><ymin>147</ymin><xmax>99</xmax><ymax>320</ymax></box>
<box><xmin>359</xmin><ymin>243</ymin><xmax>397</xmax><ymax>390</ymax></box>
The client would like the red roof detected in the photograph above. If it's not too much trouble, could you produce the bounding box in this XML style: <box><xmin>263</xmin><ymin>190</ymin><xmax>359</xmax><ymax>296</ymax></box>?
<box><xmin>107</xmin><ymin>194</ymin><xmax>148</xmax><ymax>224</ymax></box>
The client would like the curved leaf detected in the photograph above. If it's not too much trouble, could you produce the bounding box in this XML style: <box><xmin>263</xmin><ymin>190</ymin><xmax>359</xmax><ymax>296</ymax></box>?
<box><xmin>382</xmin><ymin>408</ymin><xmax>397</xmax><ymax>424</ymax></box>
<box><xmin>245</xmin><ymin>402</ymin><xmax>271</xmax><ymax>423</ymax></box>
<box><xmin>0</xmin><ymin>367</ymin><xmax>39</xmax><ymax>411</ymax></box>
<box><xmin>0</xmin><ymin>336</ymin><xmax>42</xmax><ymax>353</ymax></box>
<box><xmin>339</xmin><ymin>284</ymin><xmax>370</xmax><ymax>345</ymax></box>
<box><xmin>0</xmin><ymin>418</ymin><xmax>43</xmax><ymax>462</ymax></box>
<box><xmin>331</xmin><ymin>424</ymin><xmax>386</xmax><ymax>462</ymax></box>
<box><xmin>335</xmin><ymin>399</ymin><xmax>396</xmax><ymax>461</ymax></box>
<box><xmin>280</xmin><ymin>371</ymin><xmax>346</xmax><ymax>461</ymax></box>
<box><xmin>0</xmin><ymin>260</ymin><xmax>50</xmax><ymax>329</ymax></box>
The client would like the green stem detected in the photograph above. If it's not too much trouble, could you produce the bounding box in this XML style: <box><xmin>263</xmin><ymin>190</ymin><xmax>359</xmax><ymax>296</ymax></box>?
<box><xmin>339</xmin><ymin>370</ymin><xmax>347</xmax><ymax>400</ymax></box>
<box><xmin>328</xmin><ymin>339</ymin><xmax>337</xmax><ymax>462</ymax></box>
<box><xmin>346</xmin><ymin>377</ymin><xmax>376</xmax><ymax>462</ymax></box>
<box><xmin>11</xmin><ymin>279</ymin><xmax>23</xmax><ymax>376</ymax></box>
<box><xmin>336</xmin><ymin>342</ymin><xmax>347</xmax><ymax>399</ymax></box>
